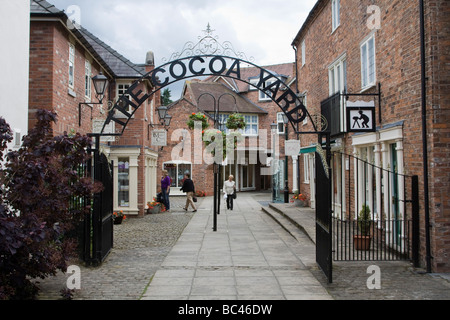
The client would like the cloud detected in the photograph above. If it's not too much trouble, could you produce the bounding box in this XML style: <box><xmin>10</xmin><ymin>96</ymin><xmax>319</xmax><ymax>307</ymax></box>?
<box><xmin>50</xmin><ymin>0</ymin><xmax>316</xmax><ymax>97</ymax></box>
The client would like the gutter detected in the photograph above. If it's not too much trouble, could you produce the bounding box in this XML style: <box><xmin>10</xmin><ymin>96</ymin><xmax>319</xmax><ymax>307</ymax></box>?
<box><xmin>419</xmin><ymin>0</ymin><xmax>432</xmax><ymax>273</ymax></box>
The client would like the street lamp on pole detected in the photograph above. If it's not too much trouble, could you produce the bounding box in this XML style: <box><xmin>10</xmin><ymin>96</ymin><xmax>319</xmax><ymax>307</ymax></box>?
<box><xmin>283</xmin><ymin>115</ymin><xmax>289</xmax><ymax>203</ymax></box>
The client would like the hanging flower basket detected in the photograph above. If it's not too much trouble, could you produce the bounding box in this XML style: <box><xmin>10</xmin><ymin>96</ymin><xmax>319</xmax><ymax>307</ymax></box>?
<box><xmin>226</xmin><ymin>113</ymin><xmax>246</xmax><ymax>130</ymax></box>
<box><xmin>187</xmin><ymin>113</ymin><xmax>210</xmax><ymax>130</ymax></box>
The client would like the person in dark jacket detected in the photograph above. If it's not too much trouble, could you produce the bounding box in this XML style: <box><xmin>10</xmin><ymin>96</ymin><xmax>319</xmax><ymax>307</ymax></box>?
<box><xmin>180</xmin><ymin>173</ymin><xmax>197</xmax><ymax>212</ymax></box>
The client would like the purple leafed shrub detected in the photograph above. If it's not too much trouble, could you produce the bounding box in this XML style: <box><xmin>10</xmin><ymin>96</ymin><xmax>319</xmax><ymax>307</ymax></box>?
<box><xmin>0</xmin><ymin>110</ymin><xmax>102</xmax><ymax>300</ymax></box>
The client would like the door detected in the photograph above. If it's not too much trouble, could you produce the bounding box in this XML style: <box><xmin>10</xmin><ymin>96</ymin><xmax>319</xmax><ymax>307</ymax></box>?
<box><xmin>391</xmin><ymin>144</ymin><xmax>400</xmax><ymax>244</ymax></box>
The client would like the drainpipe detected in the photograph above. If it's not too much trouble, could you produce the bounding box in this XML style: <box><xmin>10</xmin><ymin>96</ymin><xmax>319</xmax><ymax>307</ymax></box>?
<box><xmin>293</xmin><ymin>44</ymin><xmax>301</xmax><ymax>191</ymax></box>
<box><xmin>419</xmin><ymin>0</ymin><xmax>432</xmax><ymax>273</ymax></box>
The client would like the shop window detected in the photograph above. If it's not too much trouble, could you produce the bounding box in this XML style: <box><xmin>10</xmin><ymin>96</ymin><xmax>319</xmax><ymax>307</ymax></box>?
<box><xmin>118</xmin><ymin>158</ymin><xmax>130</xmax><ymax>207</ymax></box>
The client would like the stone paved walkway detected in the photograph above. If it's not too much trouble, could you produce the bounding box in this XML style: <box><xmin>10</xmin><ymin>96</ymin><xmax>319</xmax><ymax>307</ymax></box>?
<box><xmin>141</xmin><ymin>193</ymin><xmax>332</xmax><ymax>300</ymax></box>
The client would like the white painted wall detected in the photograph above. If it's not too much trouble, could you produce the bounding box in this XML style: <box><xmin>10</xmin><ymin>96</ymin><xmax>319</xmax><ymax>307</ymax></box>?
<box><xmin>0</xmin><ymin>0</ymin><xmax>29</xmax><ymax>151</ymax></box>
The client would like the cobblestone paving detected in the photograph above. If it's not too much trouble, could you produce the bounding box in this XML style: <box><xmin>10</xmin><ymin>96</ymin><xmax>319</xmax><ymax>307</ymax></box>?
<box><xmin>310</xmin><ymin>260</ymin><xmax>450</xmax><ymax>300</ymax></box>
<box><xmin>37</xmin><ymin>197</ymin><xmax>201</xmax><ymax>300</ymax></box>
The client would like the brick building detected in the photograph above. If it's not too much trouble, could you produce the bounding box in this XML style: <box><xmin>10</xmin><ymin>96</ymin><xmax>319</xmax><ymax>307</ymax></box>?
<box><xmin>30</xmin><ymin>0</ymin><xmax>160</xmax><ymax>217</ymax></box>
<box><xmin>292</xmin><ymin>0</ymin><xmax>449</xmax><ymax>272</ymax></box>
<box><xmin>158</xmin><ymin>62</ymin><xmax>298</xmax><ymax>199</ymax></box>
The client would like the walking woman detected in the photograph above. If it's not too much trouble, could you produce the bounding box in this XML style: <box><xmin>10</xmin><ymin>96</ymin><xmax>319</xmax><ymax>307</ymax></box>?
<box><xmin>223</xmin><ymin>175</ymin><xmax>236</xmax><ymax>210</ymax></box>
<box><xmin>161</xmin><ymin>170</ymin><xmax>171</xmax><ymax>212</ymax></box>
<box><xmin>180</xmin><ymin>173</ymin><xmax>197</xmax><ymax>212</ymax></box>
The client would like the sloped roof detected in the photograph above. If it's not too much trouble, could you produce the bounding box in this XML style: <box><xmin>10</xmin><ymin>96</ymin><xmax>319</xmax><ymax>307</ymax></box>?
<box><xmin>30</xmin><ymin>0</ymin><xmax>145</xmax><ymax>79</ymax></box>
<box><xmin>77</xmin><ymin>28</ymin><xmax>145</xmax><ymax>78</ymax></box>
<box><xmin>30</xmin><ymin>0</ymin><xmax>63</xmax><ymax>15</ymax></box>
<box><xmin>208</xmin><ymin>62</ymin><xmax>296</xmax><ymax>93</ymax></box>
<box><xmin>186</xmin><ymin>81</ymin><xmax>268</xmax><ymax>114</ymax></box>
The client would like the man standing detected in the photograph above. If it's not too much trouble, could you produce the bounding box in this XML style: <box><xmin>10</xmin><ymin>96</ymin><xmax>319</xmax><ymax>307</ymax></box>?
<box><xmin>180</xmin><ymin>173</ymin><xmax>197</xmax><ymax>212</ymax></box>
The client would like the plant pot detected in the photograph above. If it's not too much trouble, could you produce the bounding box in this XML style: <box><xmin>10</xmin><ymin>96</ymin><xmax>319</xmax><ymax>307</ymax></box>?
<box><xmin>353</xmin><ymin>235</ymin><xmax>372</xmax><ymax>251</ymax></box>
<box><xmin>149</xmin><ymin>207</ymin><xmax>161</xmax><ymax>214</ymax></box>
<box><xmin>114</xmin><ymin>216</ymin><xmax>123</xmax><ymax>225</ymax></box>
<box><xmin>294</xmin><ymin>199</ymin><xmax>307</xmax><ymax>207</ymax></box>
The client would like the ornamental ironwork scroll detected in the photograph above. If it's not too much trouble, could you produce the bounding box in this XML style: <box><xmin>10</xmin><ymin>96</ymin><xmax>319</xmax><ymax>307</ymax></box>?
<box><xmin>101</xmin><ymin>25</ymin><xmax>318</xmax><ymax>135</ymax></box>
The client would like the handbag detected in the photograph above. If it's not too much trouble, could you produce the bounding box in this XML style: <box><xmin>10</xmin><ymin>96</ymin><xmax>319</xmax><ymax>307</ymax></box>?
<box><xmin>193</xmin><ymin>196</ymin><xmax>198</xmax><ymax>203</ymax></box>
<box><xmin>233</xmin><ymin>191</ymin><xmax>237</xmax><ymax>199</ymax></box>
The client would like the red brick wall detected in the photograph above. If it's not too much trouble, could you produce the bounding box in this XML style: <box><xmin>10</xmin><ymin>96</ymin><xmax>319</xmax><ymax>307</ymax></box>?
<box><xmin>293</xmin><ymin>0</ymin><xmax>450</xmax><ymax>271</ymax></box>
<box><xmin>29</xmin><ymin>21</ymin><xmax>108</xmax><ymax>135</ymax></box>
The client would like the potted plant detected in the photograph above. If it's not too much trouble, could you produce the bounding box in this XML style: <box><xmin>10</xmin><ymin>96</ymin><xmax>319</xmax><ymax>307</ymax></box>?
<box><xmin>187</xmin><ymin>112</ymin><xmax>209</xmax><ymax>130</ymax></box>
<box><xmin>353</xmin><ymin>204</ymin><xmax>372</xmax><ymax>250</ymax></box>
<box><xmin>113</xmin><ymin>210</ymin><xmax>126</xmax><ymax>225</ymax></box>
<box><xmin>290</xmin><ymin>192</ymin><xmax>308</xmax><ymax>207</ymax></box>
<box><xmin>147</xmin><ymin>199</ymin><xmax>166</xmax><ymax>214</ymax></box>
<box><xmin>226</xmin><ymin>113</ymin><xmax>246</xmax><ymax>130</ymax></box>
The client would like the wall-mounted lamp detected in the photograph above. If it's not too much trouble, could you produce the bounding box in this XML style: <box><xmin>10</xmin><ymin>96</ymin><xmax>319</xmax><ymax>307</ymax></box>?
<box><xmin>79</xmin><ymin>72</ymin><xmax>109</xmax><ymax>127</ymax></box>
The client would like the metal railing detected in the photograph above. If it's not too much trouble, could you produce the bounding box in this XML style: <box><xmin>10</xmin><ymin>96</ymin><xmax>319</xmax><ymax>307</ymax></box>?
<box><xmin>330</xmin><ymin>152</ymin><xmax>419</xmax><ymax>263</ymax></box>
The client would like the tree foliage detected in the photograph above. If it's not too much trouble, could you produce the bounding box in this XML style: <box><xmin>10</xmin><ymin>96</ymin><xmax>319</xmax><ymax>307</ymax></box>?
<box><xmin>0</xmin><ymin>110</ymin><xmax>102</xmax><ymax>300</ymax></box>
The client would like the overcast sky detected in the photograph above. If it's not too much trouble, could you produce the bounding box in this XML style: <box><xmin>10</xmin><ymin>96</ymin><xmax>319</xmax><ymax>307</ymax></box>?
<box><xmin>50</xmin><ymin>0</ymin><xmax>316</xmax><ymax>98</ymax></box>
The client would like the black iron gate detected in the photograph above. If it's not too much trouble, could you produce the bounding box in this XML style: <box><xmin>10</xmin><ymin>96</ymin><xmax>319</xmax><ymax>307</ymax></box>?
<box><xmin>80</xmin><ymin>137</ymin><xmax>114</xmax><ymax>265</ymax></box>
<box><xmin>92</xmin><ymin>152</ymin><xmax>114</xmax><ymax>264</ymax></box>
<box><xmin>315</xmin><ymin>133</ymin><xmax>333</xmax><ymax>283</ymax></box>
<box><xmin>331</xmin><ymin>152</ymin><xmax>419</xmax><ymax>266</ymax></box>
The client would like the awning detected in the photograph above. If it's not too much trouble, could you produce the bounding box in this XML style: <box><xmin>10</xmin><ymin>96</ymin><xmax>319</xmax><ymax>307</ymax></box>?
<box><xmin>300</xmin><ymin>146</ymin><xmax>317</xmax><ymax>154</ymax></box>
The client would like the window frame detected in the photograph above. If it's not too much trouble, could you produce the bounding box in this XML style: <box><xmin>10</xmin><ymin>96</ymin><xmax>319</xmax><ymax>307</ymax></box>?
<box><xmin>68</xmin><ymin>43</ymin><xmax>75</xmax><ymax>89</ymax></box>
<box><xmin>84</xmin><ymin>59</ymin><xmax>92</xmax><ymax>100</ymax></box>
<box><xmin>277</xmin><ymin>112</ymin><xmax>287</xmax><ymax>135</ymax></box>
<box><xmin>332</xmin><ymin>0</ymin><xmax>341</xmax><ymax>32</ymax></box>
<box><xmin>241</xmin><ymin>114</ymin><xmax>259</xmax><ymax>136</ymax></box>
<box><xmin>360</xmin><ymin>33</ymin><xmax>377</xmax><ymax>90</ymax></box>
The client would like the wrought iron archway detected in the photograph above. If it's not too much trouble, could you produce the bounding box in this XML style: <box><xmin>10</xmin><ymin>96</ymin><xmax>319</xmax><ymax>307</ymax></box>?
<box><xmin>91</xmin><ymin>25</ymin><xmax>333</xmax><ymax>282</ymax></box>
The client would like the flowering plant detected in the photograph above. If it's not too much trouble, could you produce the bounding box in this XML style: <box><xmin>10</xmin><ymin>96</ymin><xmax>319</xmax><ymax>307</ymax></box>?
<box><xmin>290</xmin><ymin>193</ymin><xmax>307</xmax><ymax>202</ymax></box>
<box><xmin>187</xmin><ymin>112</ymin><xmax>209</xmax><ymax>130</ymax></box>
<box><xmin>147</xmin><ymin>198</ymin><xmax>166</xmax><ymax>212</ymax></box>
<box><xmin>113</xmin><ymin>210</ymin><xmax>127</xmax><ymax>220</ymax></box>
<box><xmin>195</xmin><ymin>190</ymin><xmax>206</xmax><ymax>197</ymax></box>
<box><xmin>226</xmin><ymin>113</ymin><xmax>246</xmax><ymax>130</ymax></box>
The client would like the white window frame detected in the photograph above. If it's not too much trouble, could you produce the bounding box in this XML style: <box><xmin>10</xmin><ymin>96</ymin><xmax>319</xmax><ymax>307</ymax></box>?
<box><xmin>277</xmin><ymin>112</ymin><xmax>287</xmax><ymax>134</ymax></box>
<box><xmin>259</xmin><ymin>78</ymin><xmax>276</xmax><ymax>101</ymax></box>
<box><xmin>301</xmin><ymin>40</ymin><xmax>306</xmax><ymax>66</ymax></box>
<box><xmin>303</xmin><ymin>154</ymin><xmax>310</xmax><ymax>184</ymax></box>
<box><xmin>68</xmin><ymin>43</ymin><xmax>75</xmax><ymax>88</ymax></box>
<box><xmin>329</xmin><ymin>54</ymin><xmax>347</xmax><ymax>133</ymax></box>
<box><xmin>361</xmin><ymin>33</ymin><xmax>377</xmax><ymax>90</ymax></box>
<box><xmin>332</xmin><ymin>0</ymin><xmax>341</xmax><ymax>32</ymax></box>
<box><xmin>302</xmin><ymin>93</ymin><xmax>308</xmax><ymax>125</ymax></box>
<box><xmin>116</xmin><ymin>82</ymin><xmax>133</xmax><ymax>117</ymax></box>
<box><xmin>84</xmin><ymin>59</ymin><xmax>92</xmax><ymax>100</ymax></box>
<box><xmin>241</xmin><ymin>114</ymin><xmax>259</xmax><ymax>136</ymax></box>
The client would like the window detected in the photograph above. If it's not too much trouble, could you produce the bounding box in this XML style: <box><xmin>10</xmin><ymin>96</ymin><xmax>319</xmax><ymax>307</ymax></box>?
<box><xmin>248</xmin><ymin>78</ymin><xmax>258</xmax><ymax>91</ymax></box>
<box><xmin>241</xmin><ymin>115</ymin><xmax>258</xmax><ymax>135</ymax></box>
<box><xmin>259</xmin><ymin>77</ymin><xmax>276</xmax><ymax>101</ymax></box>
<box><xmin>361</xmin><ymin>34</ymin><xmax>376</xmax><ymax>89</ymax></box>
<box><xmin>303</xmin><ymin>154</ymin><xmax>310</xmax><ymax>183</ymax></box>
<box><xmin>332</xmin><ymin>0</ymin><xmax>340</xmax><ymax>32</ymax></box>
<box><xmin>301</xmin><ymin>40</ymin><xmax>306</xmax><ymax>66</ymax></box>
<box><xmin>116</xmin><ymin>83</ymin><xmax>132</xmax><ymax>116</ymax></box>
<box><xmin>217</xmin><ymin>114</ymin><xmax>230</xmax><ymax>133</ymax></box>
<box><xmin>328</xmin><ymin>55</ymin><xmax>347</xmax><ymax>134</ymax></box>
<box><xmin>163</xmin><ymin>162</ymin><xmax>192</xmax><ymax>188</ymax></box>
<box><xmin>85</xmin><ymin>60</ymin><xmax>91</xmax><ymax>99</ymax></box>
<box><xmin>277</xmin><ymin>112</ymin><xmax>287</xmax><ymax>134</ymax></box>
<box><xmin>68</xmin><ymin>43</ymin><xmax>75</xmax><ymax>88</ymax></box>
<box><xmin>302</xmin><ymin>93</ymin><xmax>308</xmax><ymax>125</ymax></box>
<box><xmin>329</xmin><ymin>55</ymin><xmax>347</xmax><ymax>95</ymax></box>
<box><xmin>118</xmin><ymin>158</ymin><xmax>130</xmax><ymax>207</ymax></box>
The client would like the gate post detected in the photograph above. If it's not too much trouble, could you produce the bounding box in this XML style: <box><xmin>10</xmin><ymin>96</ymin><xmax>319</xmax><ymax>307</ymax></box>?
<box><xmin>315</xmin><ymin>132</ymin><xmax>333</xmax><ymax>283</ymax></box>
<box><xmin>411</xmin><ymin>175</ymin><xmax>420</xmax><ymax>267</ymax></box>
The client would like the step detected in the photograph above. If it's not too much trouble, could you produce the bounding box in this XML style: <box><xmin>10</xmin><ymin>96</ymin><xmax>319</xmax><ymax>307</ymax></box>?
<box><xmin>268</xmin><ymin>203</ymin><xmax>316</xmax><ymax>244</ymax></box>
<box><xmin>261</xmin><ymin>206</ymin><xmax>312</xmax><ymax>244</ymax></box>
